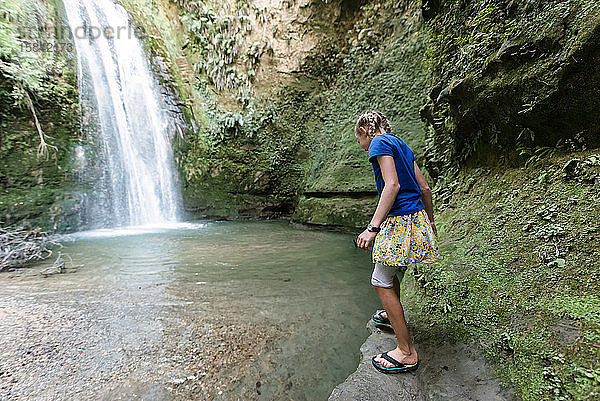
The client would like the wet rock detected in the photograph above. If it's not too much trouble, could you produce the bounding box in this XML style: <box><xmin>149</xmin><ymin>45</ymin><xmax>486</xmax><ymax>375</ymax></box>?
<box><xmin>562</xmin><ymin>158</ymin><xmax>581</xmax><ymax>178</ymax></box>
<box><xmin>292</xmin><ymin>196</ymin><xmax>377</xmax><ymax>229</ymax></box>
<box><xmin>495</xmin><ymin>38</ymin><xmax>538</xmax><ymax>61</ymax></box>
<box><xmin>496</xmin><ymin>39</ymin><xmax>521</xmax><ymax>60</ymax></box>
<box><xmin>435</xmin><ymin>86</ymin><xmax>451</xmax><ymax>103</ymax></box>
<box><xmin>435</xmin><ymin>78</ymin><xmax>466</xmax><ymax>104</ymax></box>
<box><xmin>329</xmin><ymin>320</ymin><xmax>513</xmax><ymax>401</ymax></box>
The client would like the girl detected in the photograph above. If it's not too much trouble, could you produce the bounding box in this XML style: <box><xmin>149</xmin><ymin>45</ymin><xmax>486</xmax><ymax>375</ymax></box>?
<box><xmin>354</xmin><ymin>111</ymin><xmax>439</xmax><ymax>374</ymax></box>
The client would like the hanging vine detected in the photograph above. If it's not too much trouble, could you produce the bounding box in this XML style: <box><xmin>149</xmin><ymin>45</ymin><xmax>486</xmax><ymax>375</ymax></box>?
<box><xmin>179</xmin><ymin>0</ymin><xmax>269</xmax><ymax>107</ymax></box>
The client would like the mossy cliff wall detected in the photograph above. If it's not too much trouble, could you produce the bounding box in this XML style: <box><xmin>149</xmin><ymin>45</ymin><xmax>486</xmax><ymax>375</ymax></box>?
<box><xmin>169</xmin><ymin>0</ymin><xmax>388</xmax><ymax>221</ymax></box>
<box><xmin>0</xmin><ymin>0</ymin><xmax>81</xmax><ymax>231</ymax></box>
<box><xmin>410</xmin><ymin>3</ymin><xmax>600</xmax><ymax>399</ymax></box>
<box><xmin>406</xmin><ymin>152</ymin><xmax>600</xmax><ymax>401</ymax></box>
<box><xmin>128</xmin><ymin>0</ymin><xmax>429</xmax><ymax>225</ymax></box>
<box><xmin>421</xmin><ymin>0</ymin><xmax>600</xmax><ymax>184</ymax></box>
<box><xmin>291</xmin><ymin>1</ymin><xmax>430</xmax><ymax>227</ymax></box>
<box><xmin>164</xmin><ymin>0</ymin><xmax>600</xmax><ymax>225</ymax></box>
<box><xmin>150</xmin><ymin>0</ymin><xmax>600</xmax><ymax>229</ymax></box>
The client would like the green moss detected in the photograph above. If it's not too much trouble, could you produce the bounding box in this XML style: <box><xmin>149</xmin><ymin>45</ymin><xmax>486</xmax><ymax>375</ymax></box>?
<box><xmin>548</xmin><ymin>296</ymin><xmax>600</xmax><ymax>326</ymax></box>
<box><xmin>0</xmin><ymin>0</ymin><xmax>81</xmax><ymax>231</ymax></box>
<box><xmin>302</xmin><ymin>1</ymin><xmax>429</xmax><ymax>193</ymax></box>
<box><xmin>125</xmin><ymin>0</ymin><xmax>428</xmax><ymax>225</ymax></box>
<box><xmin>421</xmin><ymin>0</ymin><xmax>600</xmax><ymax>181</ymax></box>
<box><xmin>292</xmin><ymin>196</ymin><xmax>378</xmax><ymax>229</ymax></box>
<box><xmin>402</xmin><ymin>149</ymin><xmax>600</xmax><ymax>400</ymax></box>
<box><xmin>0</xmin><ymin>186</ymin><xmax>83</xmax><ymax>231</ymax></box>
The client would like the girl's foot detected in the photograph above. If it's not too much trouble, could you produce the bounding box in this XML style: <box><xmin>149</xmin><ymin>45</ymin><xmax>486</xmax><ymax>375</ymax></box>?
<box><xmin>373</xmin><ymin>346</ymin><xmax>418</xmax><ymax>368</ymax></box>
<box><xmin>372</xmin><ymin>310</ymin><xmax>390</xmax><ymax>324</ymax></box>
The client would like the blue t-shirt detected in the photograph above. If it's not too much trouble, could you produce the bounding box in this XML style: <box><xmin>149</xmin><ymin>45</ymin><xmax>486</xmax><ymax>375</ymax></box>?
<box><xmin>368</xmin><ymin>133</ymin><xmax>424</xmax><ymax>217</ymax></box>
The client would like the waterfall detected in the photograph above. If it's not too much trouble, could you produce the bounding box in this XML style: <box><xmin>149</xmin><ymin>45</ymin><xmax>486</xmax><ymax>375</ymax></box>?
<box><xmin>62</xmin><ymin>0</ymin><xmax>181</xmax><ymax>228</ymax></box>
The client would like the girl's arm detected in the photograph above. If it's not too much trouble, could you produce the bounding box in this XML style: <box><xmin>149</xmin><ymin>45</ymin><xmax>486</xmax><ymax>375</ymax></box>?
<box><xmin>356</xmin><ymin>155</ymin><xmax>399</xmax><ymax>249</ymax></box>
<box><xmin>370</xmin><ymin>155</ymin><xmax>400</xmax><ymax>227</ymax></box>
<box><xmin>414</xmin><ymin>161</ymin><xmax>438</xmax><ymax>238</ymax></box>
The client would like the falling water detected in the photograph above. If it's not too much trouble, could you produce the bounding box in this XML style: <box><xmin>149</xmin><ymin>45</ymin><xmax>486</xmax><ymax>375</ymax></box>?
<box><xmin>62</xmin><ymin>0</ymin><xmax>181</xmax><ymax>228</ymax></box>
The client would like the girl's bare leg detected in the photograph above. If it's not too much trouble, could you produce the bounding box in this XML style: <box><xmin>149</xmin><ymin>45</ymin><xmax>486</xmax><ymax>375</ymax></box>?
<box><xmin>378</xmin><ymin>274</ymin><xmax>400</xmax><ymax>320</ymax></box>
<box><xmin>373</xmin><ymin>286</ymin><xmax>417</xmax><ymax>367</ymax></box>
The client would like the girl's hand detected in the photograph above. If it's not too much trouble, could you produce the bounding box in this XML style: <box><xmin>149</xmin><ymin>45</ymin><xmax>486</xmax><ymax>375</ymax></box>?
<box><xmin>430</xmin><ymin>221</ymin><xmax>439</xmax><ymax>239</ymax></box>
<box><xmin>356</xmin><ymin>229</ymin><xmax>377</xmax><ymax>250</ymax></box>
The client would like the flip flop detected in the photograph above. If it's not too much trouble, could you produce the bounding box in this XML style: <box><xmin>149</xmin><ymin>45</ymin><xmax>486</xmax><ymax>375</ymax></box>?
<box><xmin>372</xmin><ymin>352</ymin><xmax>419</xmax><ymax>374</ymax></box>
<box><xmin>372</xmin><ymin>310</ymin><xmax>391</xmax><ymax>326</ymax></box>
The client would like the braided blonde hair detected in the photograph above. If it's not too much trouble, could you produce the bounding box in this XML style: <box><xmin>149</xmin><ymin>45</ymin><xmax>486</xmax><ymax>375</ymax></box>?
<box><xmin>354</xmin><ymin>111</ymin><xmax>391</xmax><ymax>138</ymax></box>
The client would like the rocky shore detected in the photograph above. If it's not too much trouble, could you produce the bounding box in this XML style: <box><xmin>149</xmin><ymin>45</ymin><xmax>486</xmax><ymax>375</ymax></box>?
<box><xmin>329</xmin><ymin>319</ymin><xmax>514</xmax><ymax>401</ymax></box>
<box><xmin>0</xmin><ymin>269</ymin><xmax>282</xmax><ymax>401</ymax></box>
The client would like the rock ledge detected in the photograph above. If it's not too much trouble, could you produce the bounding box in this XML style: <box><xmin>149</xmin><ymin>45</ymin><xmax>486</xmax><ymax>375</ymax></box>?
<box><xmin>329</xmin><ymin>319</ymin><xmax>514</xmax><ymax>401</ymax></box>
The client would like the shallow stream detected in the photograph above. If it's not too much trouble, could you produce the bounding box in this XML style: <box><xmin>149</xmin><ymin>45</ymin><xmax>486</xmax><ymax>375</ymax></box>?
<box><xmin>0</xmin><ymin>221</ymin><xmax>379</xmax><ymax>400</ymax></box>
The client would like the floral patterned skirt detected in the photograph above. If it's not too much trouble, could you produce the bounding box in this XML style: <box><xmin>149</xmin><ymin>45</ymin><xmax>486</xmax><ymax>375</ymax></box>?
<box><xmin>372</xmin><ymin>209</ymin><xmax>439</xmax><ymax>266</ymax></box>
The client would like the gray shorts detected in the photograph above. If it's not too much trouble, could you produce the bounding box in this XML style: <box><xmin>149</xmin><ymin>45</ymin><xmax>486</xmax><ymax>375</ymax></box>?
<box><xmin>371</xmin><ymin>262</ymin><xmax>408</xmax><ymax>288</ymax></box>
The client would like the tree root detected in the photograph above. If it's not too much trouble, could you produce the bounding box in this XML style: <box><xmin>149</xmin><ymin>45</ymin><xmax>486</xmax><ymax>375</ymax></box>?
<box><xmin>20</xmin><ymin>83</ymin><xmax>58</xmax><ymax>160</ymax></box>
<box><xmin>0</xmin><ymin>228</ymin><xmax>62</xmax><ymax>271</ymax></box>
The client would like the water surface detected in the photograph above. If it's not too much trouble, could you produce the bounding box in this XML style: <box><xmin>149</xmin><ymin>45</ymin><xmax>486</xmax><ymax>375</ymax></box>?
<box><xmin>0</xmin><ymin>221</ymin><xmax>379</xmax><ymax>400</ymax></box>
